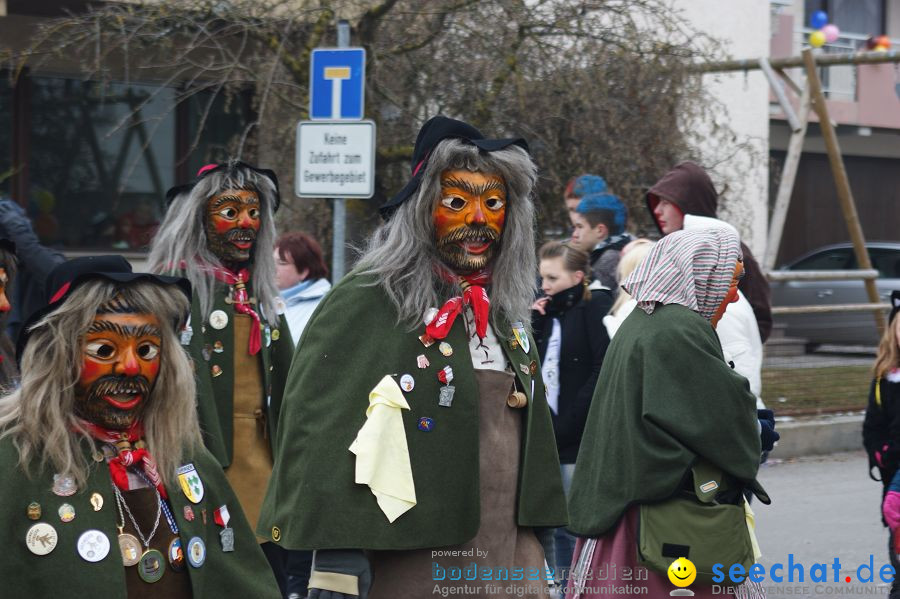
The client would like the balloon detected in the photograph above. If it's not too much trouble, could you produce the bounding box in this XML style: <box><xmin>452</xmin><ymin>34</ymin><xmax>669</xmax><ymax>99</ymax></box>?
<box><xmin>809</xmin><ymin>30</ymin><xmax>826</xmax><ymax>48</ymax></box>
<box><xmin>876</xmin><ymin>35</ymin><xmax>892</xmax><ymax>50</ymax></box>
<box><xmin>822</xmin><ymin>24</ymin><xmax>840</xmax><ymax>43</ymax></box>
<box><xmin>810</xmin><ymin>10</ymin><xmax>828</xmax><ymax>30</ymax></box>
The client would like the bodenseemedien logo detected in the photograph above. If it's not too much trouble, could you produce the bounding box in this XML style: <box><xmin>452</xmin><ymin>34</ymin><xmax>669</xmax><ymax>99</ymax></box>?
<box><xmin>667</xmin><ymin>557</ymin><xmax>696</xmax><ymax>596</ymax></box>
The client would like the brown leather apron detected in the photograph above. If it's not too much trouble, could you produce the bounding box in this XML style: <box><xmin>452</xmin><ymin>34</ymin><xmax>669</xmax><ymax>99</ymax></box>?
<box><xmin>368</xmin><ymin>368</ymin><xmax>548</xmax><ymax>598</ymax></box>
<box><xmin>224</xmin><ymin>314</ymin><xmax>272</xmax><ymax>536</ymax></box>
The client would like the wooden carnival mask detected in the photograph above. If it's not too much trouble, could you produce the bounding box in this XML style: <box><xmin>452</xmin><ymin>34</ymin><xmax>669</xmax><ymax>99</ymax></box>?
<box><xmin>74</xmin><ymin>307</ymin><xmax>162</xmax><ymax>430</ymax></box>
<box><xmin>205</xmin><ymin>188</ymin><xmax>261</xmax><ymax>266</ymax></box>
<box><xmin>433</xmin><ymin>169</ymin><xmax>507</xmax><ymax>274</ymax></box>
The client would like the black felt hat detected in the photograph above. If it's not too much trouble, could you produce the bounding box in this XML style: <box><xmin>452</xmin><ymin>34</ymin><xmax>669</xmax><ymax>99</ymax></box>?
<box><xmin>16</xmin><ymin>255</ymin><xmax>192</xmax><ymax>363</ymax></box>
<box><xmin>890</xmin><ymin>290</ymin><xmax>900</xmax><ymax>324</ymax></box>
<box><xmin>379</xmin><ymin>115</ymin><xmax>529</xmax><ymax>219</ymax></box>
<box><xmin>165</xmin><ymin>161</ymin><xmax>281</xmax><ymax>212</ymax></box>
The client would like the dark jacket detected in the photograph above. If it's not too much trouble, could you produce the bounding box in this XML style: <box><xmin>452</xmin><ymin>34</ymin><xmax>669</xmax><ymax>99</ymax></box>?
<box><xmin>258</xmin><ymin>270</ymin><xmax>568</xmax><ymax>550</ymax></box>
<box><xmin>532</xmin><ymin>285</ymin><xmax>613</xmax><ymax>463</ymax></box>
<box><xmin>863</xmin><ymin>374</ymin><xmax>900</xmax><ymax>524</ymax></box>
<box><xmin>0</xmin><ymin>436</ymin><xmax>281</xmax><ymax>598</ymax></box>
<box><xmin>645</xmin><ymin>162</ymin><xmax>773</xmax><ymax>342</ymax></box>
<box><xmin>0</xmin><ymin>198</ymin><xmax>65</xmax><ymax>340</ymax></box>
<box><xmin>589</xmin><ymin>233</ymin><xmax>633</xmax><ymax>291</ymax></box>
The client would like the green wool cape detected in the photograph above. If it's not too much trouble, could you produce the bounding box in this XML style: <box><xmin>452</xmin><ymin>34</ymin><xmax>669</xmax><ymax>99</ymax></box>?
<box><xmin>567</xmin><ymin>303</ymin><xmax>768</xmax><ymax>537</ymax></box>
<box><xmin>258</xmin><ymin>271</ymin><xmax>568</xmax><ymax>550</ymax></box>
<box><xmin>171</xmin><ymin>271</ymin><xmax>294</xmax><ymax>467</ymax></box>
<box><xmin>0</xmin><ymin>436</ymin><xmax>280</xmax><ymax>599</ymax></box>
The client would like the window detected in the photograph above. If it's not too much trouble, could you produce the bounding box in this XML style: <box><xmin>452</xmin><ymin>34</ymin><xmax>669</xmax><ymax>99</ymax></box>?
<box><xmin>790</xmin><ymin>248</ymin><xmax>853</xmax><ymax>270</ymax></box>
<box><xmin>804</xmin><ymin>0</ymin><xmax>885</xmax><ymax>35</ymax></box>
<box><xmin>10</xmin><ymin>74</ymin><xmax>251</xmax><ymax>251</ymax></box>
<box><xmin>28</xmin><ymin>78</ymin><xmax>175</xmax><ymax>250</ymax></box>
<box><xmin>0</xmin><ymin>76</ymin><xmax>10</xmax><ymax>197</ymax></box>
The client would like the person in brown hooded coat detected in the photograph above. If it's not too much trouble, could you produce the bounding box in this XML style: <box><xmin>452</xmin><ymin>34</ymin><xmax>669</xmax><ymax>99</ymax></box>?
<box><xmin>645</xmin><ymin>161</ymin><xmax>772</xmax><ymax>343</ymax></box>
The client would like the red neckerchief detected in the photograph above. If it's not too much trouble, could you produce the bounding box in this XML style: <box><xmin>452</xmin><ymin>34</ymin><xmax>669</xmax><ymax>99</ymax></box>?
<box><xmin>426</xmin><ymin>269</ymin><xmax>492</xmax><ymax>341</ymax></box>
<box><xmin>179</xmin><ymin>260</ymin><xmax>262</xmax><ymax>355</ymax></box>
<box><xmin>76</xmin><ymin>418</ymin><xmax>168</xmax><ymax>500</ymax></box>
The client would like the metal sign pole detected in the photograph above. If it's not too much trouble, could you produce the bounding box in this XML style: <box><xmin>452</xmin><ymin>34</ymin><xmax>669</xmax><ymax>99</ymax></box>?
<box><xmin>331</xmin><ymin>19</ymin><xmax>351</xmax><ymax>282</ymax></box>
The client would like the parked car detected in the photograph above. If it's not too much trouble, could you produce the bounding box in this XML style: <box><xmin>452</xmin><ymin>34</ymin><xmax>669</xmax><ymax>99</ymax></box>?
<box><xmin>770</xmin><ymin>242</ymin><xmax>898</xmax><ymax>347</ymax></box>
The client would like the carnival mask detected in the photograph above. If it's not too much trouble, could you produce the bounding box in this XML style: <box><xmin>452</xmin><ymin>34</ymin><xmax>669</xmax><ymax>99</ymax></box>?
<box><xmin>434</xmin><ymin>169</ymin><xmax>507</xmax><ymax>274</ymax></box>
<box><xmin>205</xmin><ymin>188</ymin><xmax>261</xmax><ymax>265</ymax></box>
<box><xmin>74</xmin><ymin>310</ymin><xmax>162</xmax><ymax>430</ymax></box>
<box><xmin>0</xmin><ymin>268</ymin><xmax>9</xmax><ymax>315</ymax></box>
<box><xmin>711</xmin><ymin>259</ymin><xmax>744</xmax><ymax>329</ymax></box>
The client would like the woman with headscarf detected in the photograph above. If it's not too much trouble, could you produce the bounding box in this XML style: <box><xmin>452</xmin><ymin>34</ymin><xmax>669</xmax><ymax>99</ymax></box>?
<box><xmin>565</xmin><ymin>228</ymin><xmax>774</xmax><ymax>599</ymax></box>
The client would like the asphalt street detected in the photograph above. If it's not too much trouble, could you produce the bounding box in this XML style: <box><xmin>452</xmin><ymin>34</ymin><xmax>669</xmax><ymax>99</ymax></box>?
<box><xmin>752</xmin><ymin>451</ymin><xmax>893</xmax><ymax>597</ymax></box>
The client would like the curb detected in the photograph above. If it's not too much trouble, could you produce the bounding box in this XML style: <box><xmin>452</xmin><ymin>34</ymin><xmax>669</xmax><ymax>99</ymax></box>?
<box><xmin>768</xmin><ymin>413</ymin><xmax>864</xmax><ymax>460</ymax></box>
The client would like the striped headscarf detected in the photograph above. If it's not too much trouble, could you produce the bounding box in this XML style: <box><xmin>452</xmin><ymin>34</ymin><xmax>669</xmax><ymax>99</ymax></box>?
<box><xmin>622</xmin><ymin>228</ymin><xmax>741</xmax><ymax>321</ymax></box>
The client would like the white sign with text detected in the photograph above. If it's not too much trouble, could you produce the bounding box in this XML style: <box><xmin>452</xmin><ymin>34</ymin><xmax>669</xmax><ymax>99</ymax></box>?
<box><xmin>295</xmin><ymin>120</ymin><xmax>376</xmax><ymax>198</ymax></box>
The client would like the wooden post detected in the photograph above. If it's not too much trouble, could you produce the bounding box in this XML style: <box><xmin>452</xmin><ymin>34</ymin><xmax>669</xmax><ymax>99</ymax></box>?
<box><xmin>801</xmin><ymin>48</ymin><xmax>886</xmax><ymax>335</ymax></box>
<box><xmin>759</xmin><ymin>58</ymin><xmax>801</xmax><ymax>133</ymax></box>
<box><xmin>765</xmin><ymin>80</ymin><xmax>811</xmax><ymax>271</ymax></box>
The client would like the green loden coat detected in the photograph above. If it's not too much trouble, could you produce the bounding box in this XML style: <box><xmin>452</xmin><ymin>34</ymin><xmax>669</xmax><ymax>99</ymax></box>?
<box><xmin>258</xmin><ymin>270</ymin><xmax>568</xmax><ymax>550</ymax></box>
<box><xmin>567</xmin><ymin>303</ymin><xmax>769</xmax><ymax>538</ymax></box>
<box><xmin>0</xmin><ymin>435</ymin><xmax>281</xmax><ymax>598</ymax></box>
<box><xmin>171</xmin><ymin>272</ymin><xmax>294</xmax><ymax>467</ymax></box>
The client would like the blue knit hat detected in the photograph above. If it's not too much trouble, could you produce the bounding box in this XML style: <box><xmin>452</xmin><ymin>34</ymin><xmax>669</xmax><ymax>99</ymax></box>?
<box><xmin>565</xmin><ymin>174</ymin><xmax>607</xmax><ymax>199</ymax></box>
<box><xmin>576</xmin><ymin>192</ymin><xmax>627</xmax><ymax>235</ymax></box>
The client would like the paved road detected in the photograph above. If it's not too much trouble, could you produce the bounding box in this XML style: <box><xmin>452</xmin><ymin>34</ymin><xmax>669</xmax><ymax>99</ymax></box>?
<box><xmin>752</xmin><ymin>451</ymin><xmax>893</xmax><ymax>597</ymax></box>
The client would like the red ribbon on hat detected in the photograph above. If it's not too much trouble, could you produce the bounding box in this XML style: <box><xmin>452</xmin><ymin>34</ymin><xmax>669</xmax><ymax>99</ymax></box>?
<box><xmin>425</xmin><ymin>270</ymin><xmax>492</xmax><ymax>341</ymax></box>
<box><xmin>76</xmin><ymin>418</ymin><xmax>168</xmax><ymax>500</ymax></box>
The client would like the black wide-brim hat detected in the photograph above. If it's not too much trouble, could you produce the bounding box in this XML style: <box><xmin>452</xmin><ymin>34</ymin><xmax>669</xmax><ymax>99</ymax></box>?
<box><xmin>165</xmin><ymin>161</ymin><xmax>281</xmax><ymax>212</ymax></box>
<box><xmin>16</xmin><ymin>255</ymin><xmax>192</xmax><ymax>363</ymax></box>
<box><xmin>379</xmin><ymin>115</ymin><xmax>529</xmax><ymax>219</ymax></box>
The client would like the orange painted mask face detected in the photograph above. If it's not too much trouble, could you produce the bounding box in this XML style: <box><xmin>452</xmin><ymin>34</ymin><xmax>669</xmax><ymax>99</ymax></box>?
<box><xmin>434</xmin><ymin>169</ymin><xmax>507</xmax><ymax>274</ymax></box>
<box><xmin>0</xmin><ymin>268</ymin><xmax>10</xmax><ymax>314</ymax></box>
<box><xmin>74</xmin><ymin>311</ymin><xmax>162</xmax><ymax>430</ymax></box>
<box><xmin>206</xmin><ymin>188</ymin><xmax>261</xmax><ymax>266</ymax></box>
<box><xmin>711</xmin><ymin>259</ymin><xmax>744</xmax><ymax>328</ymax></box>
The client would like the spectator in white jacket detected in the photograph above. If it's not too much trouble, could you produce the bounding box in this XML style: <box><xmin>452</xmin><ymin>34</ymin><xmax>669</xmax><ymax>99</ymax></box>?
<box><xmin>273</xmin><ymin>231</ymin><xmax>332</xmax><ymax>345</ymax></box>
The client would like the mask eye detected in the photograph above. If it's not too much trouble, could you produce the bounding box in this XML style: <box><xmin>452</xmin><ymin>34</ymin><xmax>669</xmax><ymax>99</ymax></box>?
<box><xmin>86</xmin><ymin>341</ymin><xmax>115</xmax><ymax>359</ymax></box>
<box><xmin>485</xmin><ymin>197</ymin><xmax>504</xmax><ymax>210</ymax></box>
<box><xmin>137</xmin><ymin>342</ymin><xmax>160</xmax><ymax>360</ymax></box>
<box><xmin>441</xmin><ymin>196</ymin><xmax>466</xmax><ymax>211</ymax></box>
<box><xmin>218</xmin><ymin>207</ymin><xmax>238</xmax><ymax>219</ymax></box>
<box><xmin>247</xmin><ymin>207</ymin><xmax>260</xmax><ymax>219</ymax></box>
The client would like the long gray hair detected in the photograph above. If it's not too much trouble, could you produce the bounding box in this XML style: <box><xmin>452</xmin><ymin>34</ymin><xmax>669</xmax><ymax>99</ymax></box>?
<box><xmin>147</xmin><ymin>162</ymin><xmax>281</xmax><ymax>325</ymax></box>
<box><xmin>356</xmin><ymin>139</ymin><xmax>538</xmax><ymax>329</ymax></box>
<box><xmin>0</xmin><ymin>280</ymin><xmax>201</xmax><ymax>489</ymax></box>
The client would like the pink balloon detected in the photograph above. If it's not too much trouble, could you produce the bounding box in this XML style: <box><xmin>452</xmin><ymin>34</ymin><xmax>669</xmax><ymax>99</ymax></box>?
<box><xmin>822</xmin><ymin>24</ymin><xmax>840</xmax><ymax>43</ymax></box>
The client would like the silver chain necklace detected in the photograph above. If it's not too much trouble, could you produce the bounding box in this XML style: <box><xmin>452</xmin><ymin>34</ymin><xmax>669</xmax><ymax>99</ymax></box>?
<box><xmin>113</xmin><ymin>482</ymin><xmax>161</xmax><ymax>549</ymax></box>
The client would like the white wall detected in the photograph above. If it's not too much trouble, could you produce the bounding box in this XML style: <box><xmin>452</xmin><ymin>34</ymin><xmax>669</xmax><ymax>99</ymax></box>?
<box><xmin>674</xmin><ymin>0</ymin><xmax>771</xmax><ymax>257</ymax></box>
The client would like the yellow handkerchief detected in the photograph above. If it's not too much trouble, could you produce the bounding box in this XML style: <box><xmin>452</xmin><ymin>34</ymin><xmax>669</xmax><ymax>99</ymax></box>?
<box><xmin>349</xmin><ymin>375</ymin><xmax>417</xmax><ymax>522</ymax></box>
<box><xmin>743</xmin><ymin>498</ymin><xmax>762</xmax><ymax>561</ymax></box>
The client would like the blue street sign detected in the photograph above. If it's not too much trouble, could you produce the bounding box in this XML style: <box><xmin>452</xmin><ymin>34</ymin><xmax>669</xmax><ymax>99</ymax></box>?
<box><xmin>309</xmin><ymin>48</ymin><xmax>366</xmax><ymax>120</ymax></box>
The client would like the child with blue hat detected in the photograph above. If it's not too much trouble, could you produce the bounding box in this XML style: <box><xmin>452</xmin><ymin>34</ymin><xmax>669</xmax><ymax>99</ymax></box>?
<box><xmin>570</xmin><ymin>192</ymin><xmax>632</xmax><ymax>291</ymax></box>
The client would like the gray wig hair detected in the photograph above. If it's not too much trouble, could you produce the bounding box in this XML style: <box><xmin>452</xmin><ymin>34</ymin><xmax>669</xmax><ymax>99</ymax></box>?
<box><xmin>356</xmin><ymin>139</ymin><xmax>538</xmax><ymax>329</ymax></box>
<box><xmin>0</xmin><ymin>279</ymin><xmax>202</xmax><ymax>489</ymax></box>
<box><xmin>147</xmin><ymin>161</ymin><xmax>281</xmax><ymax>325</ymax></box>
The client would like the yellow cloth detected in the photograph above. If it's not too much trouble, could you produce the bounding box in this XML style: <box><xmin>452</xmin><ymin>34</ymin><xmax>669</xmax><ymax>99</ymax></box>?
<box><xmin>744</xmin><ymin>498</ymin><xmax>762</xmax><ymax>561</ymax></box>
<box><xmin>348</xmin><ymin>375</ymin><xmax>417</xmax><ymax>523</ymax></box>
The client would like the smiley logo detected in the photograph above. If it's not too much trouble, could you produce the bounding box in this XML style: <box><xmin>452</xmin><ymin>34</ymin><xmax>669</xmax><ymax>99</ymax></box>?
<box><xmin>667</xmin><ymin>557</ymin><xmax>696</xmax><ymax>588</ymax></box>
